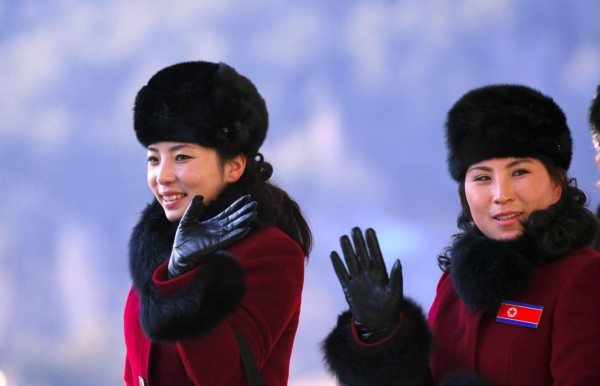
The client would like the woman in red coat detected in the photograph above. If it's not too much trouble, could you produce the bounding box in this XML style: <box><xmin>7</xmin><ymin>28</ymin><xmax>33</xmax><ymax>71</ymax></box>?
<box><xmin>123</xmin><ymin>61</ymin><xmax>312</xmax><ymax>386</ymax></box>
<box><xmin>322</xmin><ymin>85</ymin><xmax>600</xmax><ymax>385</ymax></box>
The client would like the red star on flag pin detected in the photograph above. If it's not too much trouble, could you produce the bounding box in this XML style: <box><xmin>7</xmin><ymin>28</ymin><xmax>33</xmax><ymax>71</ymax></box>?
<box><xmin>496</xmin><ymin>300</ymin><xmax>543</xmax><ymax>328</ymax></box>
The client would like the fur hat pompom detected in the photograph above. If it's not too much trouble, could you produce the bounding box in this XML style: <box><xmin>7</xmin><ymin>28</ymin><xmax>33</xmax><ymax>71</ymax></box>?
<box><xmin>445</xmin><ymin>84</ymin><xmax>572</xmax><ymax>182</ymax></box>
<box><xmin>134</xmin><ymin>61</ymin><xmax>268</xmax><ymax>157</ymax></box>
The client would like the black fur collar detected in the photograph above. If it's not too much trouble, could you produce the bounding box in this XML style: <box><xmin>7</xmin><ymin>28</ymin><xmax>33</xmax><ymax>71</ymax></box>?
<box><xmin>449</xmin><ymin>226</ymin><xmax>554</xmax><ymax>312</ymax></box>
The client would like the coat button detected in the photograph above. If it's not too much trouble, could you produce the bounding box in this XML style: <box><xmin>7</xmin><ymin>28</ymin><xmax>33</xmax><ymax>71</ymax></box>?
<box><xmin>138</xmin><ymin>375</ymin><xmax>147</xmax><ymax>386</ymax></box>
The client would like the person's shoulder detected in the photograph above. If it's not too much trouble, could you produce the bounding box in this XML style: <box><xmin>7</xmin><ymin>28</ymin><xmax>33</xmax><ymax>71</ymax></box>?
<box><xmin>543</xmin><ymin>248</ymin><xmax>600</xmax><ymax>301</ymax></box>
<box><xmin>433</xmin><ymin>270</ymin><xmax>457</xmax><ymax>301</ymax></box>
<box><xmin>562</xmin><ymin>247</ymin><xmax>600</xmax><ymax>265</ymax></box>
<box><xmin>245</xmin><ymin>225</ymin><xmax>294</xmax><ymax>243</ymax></box>
<box><xmin>233</xmin><ymin>226</ymin><xmax>304</xmax><ymax>257</ymax></box>
<box><xmin>543</xmin><ymin>247</ymin><xmax>600</xmax><ymax>281</ymax></box>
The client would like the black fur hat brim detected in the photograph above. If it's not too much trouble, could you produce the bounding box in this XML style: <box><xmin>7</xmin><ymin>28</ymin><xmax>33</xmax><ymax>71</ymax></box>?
<box><xmin>446</xmin><ymin>84</ymin><xmax>572</xmax><ymax>181</ymax></box>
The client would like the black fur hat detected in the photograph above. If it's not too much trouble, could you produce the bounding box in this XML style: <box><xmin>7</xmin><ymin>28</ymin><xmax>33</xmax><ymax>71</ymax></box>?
<box><xmin>445</xmin><ymin>84</ymin><xmax>572</xmax><ymax>182</ymax></box>
<box><xmin>134</xmin><ymin>61</ymin><xmax>268</xmax><ymax>157</ymax></box>
<box><xmin>589</xmin><ymin>84</ymin><xmax>600</xmax><ymax>149</ymax></box>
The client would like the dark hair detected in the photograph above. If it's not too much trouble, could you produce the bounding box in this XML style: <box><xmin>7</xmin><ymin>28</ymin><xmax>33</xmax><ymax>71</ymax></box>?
<box><xmin>437</xmin><ymin>158</ymin><xmax>598</xmax><ymax>271</ymax></box>
<box><xmin>228</xmin><ymin>152</ymin><xmax>312</xmax><ymax>258</ymax></box>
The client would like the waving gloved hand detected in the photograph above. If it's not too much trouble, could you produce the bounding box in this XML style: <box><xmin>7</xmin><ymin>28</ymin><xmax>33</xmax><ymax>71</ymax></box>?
<box><xmin>168</xmin><ymin>194</ymin><xmax>258</xmax><ymax>279</ymax></box>
<box><xmin>330</xmin><ymin>227</ymin><xmax>404</xmax><ymax>342</ymax></box>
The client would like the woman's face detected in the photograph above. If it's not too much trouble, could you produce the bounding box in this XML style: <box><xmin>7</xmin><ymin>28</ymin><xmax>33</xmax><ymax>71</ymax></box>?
<box><xmin>146</xmin><ymin>142</ymin><xmax>245</xmax><ymax>222</ymax></box>
<box><xmin>464</xmin><ymin>157</ymin><xmax>562</xmax><ymax>240</ymax></box>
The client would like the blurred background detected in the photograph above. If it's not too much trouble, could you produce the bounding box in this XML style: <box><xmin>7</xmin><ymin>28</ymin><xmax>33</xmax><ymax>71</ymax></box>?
<box><xmin>1</xmin><ymin>1</ymin><xmax>599</xmax><ymax>385</ymax></box>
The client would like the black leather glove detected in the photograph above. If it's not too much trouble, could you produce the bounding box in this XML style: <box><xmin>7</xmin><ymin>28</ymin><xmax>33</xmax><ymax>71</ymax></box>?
<box><xmin>330</xmin><ymin>227</ymin><xmax>404</xmax><ymax>342</ymax></box>
<box><xmin>168</xmin><ymin>194</ymin><xmax>258</xmax><ymax>279</ymax></box>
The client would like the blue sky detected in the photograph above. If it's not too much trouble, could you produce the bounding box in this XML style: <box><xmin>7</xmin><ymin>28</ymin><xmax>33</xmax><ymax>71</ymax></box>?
<box><xmin>1</xmin><ymin>1</ymin><xmax>599</xmax><ymax>384</ymax></box>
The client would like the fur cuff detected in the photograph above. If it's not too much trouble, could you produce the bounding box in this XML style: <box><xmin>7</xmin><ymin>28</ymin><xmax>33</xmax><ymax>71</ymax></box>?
<box><xmin>321</xmin><ymin>297</ymin><xmax>431</xmax><ymax>386</ymax></box>
<box><xmin>139</xmin><ymin>250</ymin><xmax>245</xmax><ymax>340</ymax></box>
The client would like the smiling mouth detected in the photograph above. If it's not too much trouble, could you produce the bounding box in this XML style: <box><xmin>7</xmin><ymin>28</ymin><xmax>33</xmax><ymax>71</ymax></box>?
<box><xmin>162</xmin><ymin>193</ymin><xmax>186</xmax><ymax>202</ymax></box>
<box><xmin>494</xmin><ymin>213</ymin><xmax>521</xmax><ymax>221</ymax></box>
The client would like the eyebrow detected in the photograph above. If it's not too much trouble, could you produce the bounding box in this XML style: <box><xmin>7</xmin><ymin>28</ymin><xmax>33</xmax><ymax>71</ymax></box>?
<box><xmin>147</xmin><ymin>144</ymin><xmax>192</xmax><ymax>153</ymax></box>
<box><xmin>467</xmin><ymin>158</ymin><xmax>534</xmax><ymax>173</ymax></box>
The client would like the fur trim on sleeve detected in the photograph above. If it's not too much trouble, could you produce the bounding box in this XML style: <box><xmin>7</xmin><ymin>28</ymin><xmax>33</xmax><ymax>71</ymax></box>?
<box><xmin>139</xmin><ymin>250</ymin><xmax>245</xmax><ymax>340</ymax></box>
<box><xmin>321</xmin><ymin>297</ymin><xmax>431</xmax><ymax>386</ymax></box>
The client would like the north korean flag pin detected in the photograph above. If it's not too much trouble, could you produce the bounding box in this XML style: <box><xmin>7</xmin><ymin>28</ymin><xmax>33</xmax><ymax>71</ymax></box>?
<box><xmin>496</xmin><ymin>300</ymin><xmax>543</xmax><ymax>328</ymax></box>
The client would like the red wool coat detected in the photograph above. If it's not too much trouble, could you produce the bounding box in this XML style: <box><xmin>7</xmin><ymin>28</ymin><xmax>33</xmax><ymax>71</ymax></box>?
<box><xmin>124</xmin><ymin>226</ymin><xmax>305</xmax><ymax>386</ymax></box>
<box><xmin>428</xmin><ymin>247</ymin><xmax>600</xmax><ymax>385</ymax></box>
